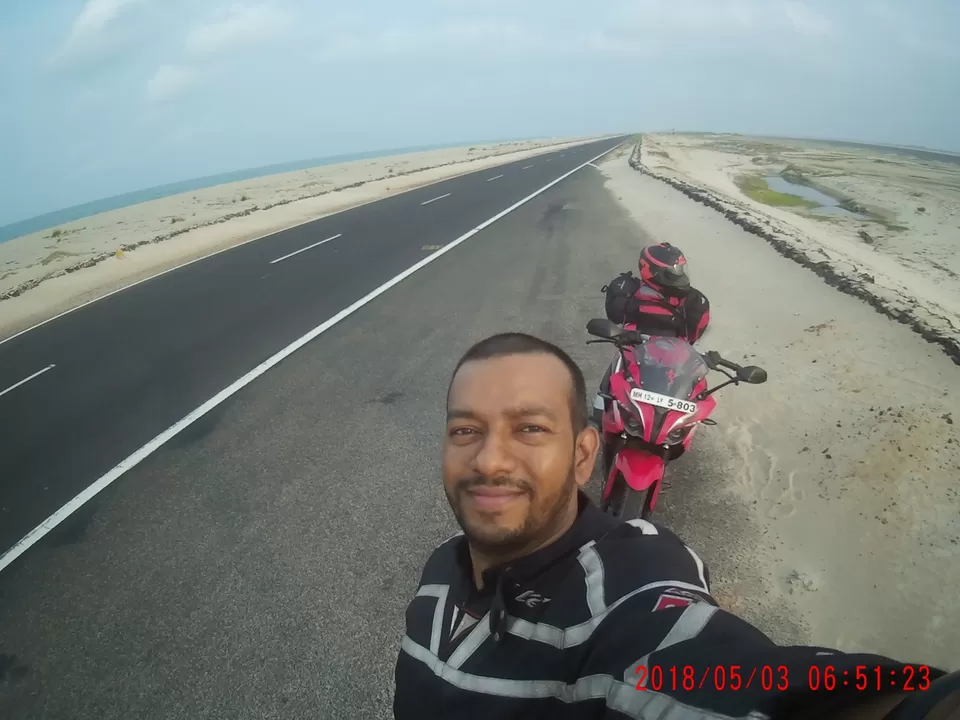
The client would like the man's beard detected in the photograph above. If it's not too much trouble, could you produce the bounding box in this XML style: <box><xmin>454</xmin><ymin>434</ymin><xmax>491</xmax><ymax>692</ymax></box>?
<box><xmin>445</xmin><ymin>466</ymin><xmax>577</xmax><ymax>557</ymax></box>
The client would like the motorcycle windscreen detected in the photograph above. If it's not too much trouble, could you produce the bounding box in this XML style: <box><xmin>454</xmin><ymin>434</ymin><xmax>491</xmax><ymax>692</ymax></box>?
<box><xmin>627</xmin><ymin>336</ymin><xmax>709</xmax><ymax>400</ymax></box>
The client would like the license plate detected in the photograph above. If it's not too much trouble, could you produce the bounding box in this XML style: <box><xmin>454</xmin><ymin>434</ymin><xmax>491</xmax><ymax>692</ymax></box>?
<box><xmin>629</xmin><ymin>388</ymin><xmax>698</xmax><ymax>415</ymax></box>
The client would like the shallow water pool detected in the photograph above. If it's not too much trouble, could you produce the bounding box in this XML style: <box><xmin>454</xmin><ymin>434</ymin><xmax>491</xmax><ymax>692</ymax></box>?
<box><xmin>765</xmin><ymin>176</ymin><xmax>867</xmax><ymax>218</ymax></box>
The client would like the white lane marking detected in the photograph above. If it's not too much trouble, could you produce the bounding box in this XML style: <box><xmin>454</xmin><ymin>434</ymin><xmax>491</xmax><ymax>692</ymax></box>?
<box><xmin>521</xmin><ymin>165</ymin><xmax>534</xmax><ymax>170</ymax></box>
<box><xmin>587</xmin><ymin>162</ymin><xmax>599</xmax><ymax>169</ymax></box>
<box><xmin>546</xmin><ymin>158</ymin><xmax>551</xmax><ymax>162</ymax></box>
<box><xmin>0</xmin><ymin>140</ymin><xmax>625</xmax><ymax>575</ymax></box>
<box><xmin>486</xmin><ymin>174</ymin><xmax>504</xmax><ymax>182</ymax></box>
<box><xmin>0</xmin><ymin>139</ymin><xmax>614</xmax><ymax>348</ymax></box>
<box><xmin>0</xmin><ymin>364</ymin><xmax>56</xmax><ymax>398</ymax></box>
<box><xmin>269</xmin><ymin>234</ymin><xmax>343</xmax><ymax>265</ymax></box>
<box><xmin>421</xmin><ymin>193</ymin><xmax>451</xmax><ymax>206</ymax></box>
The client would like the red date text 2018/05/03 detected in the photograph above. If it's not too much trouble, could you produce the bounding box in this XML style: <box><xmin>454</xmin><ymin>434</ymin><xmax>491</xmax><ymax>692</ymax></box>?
<box><xmin>634</xmin><ymin>665</ymin><xmax>933</xmax><ymax>693</ymax></box>
<box><xmin>635</xmin><ymin>665</ymin><xmax>789</xmax><ymax>692</ymax></box>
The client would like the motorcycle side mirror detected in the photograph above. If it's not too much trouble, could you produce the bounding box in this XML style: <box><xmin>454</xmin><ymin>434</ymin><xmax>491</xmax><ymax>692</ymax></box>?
<box><xmin>586</xmin><ymin>318</ymin><xmax>623</xmax><ymax>340</ymax></box>
<box><xmin>738</xmin><ymin>366</ymin><xmax>768</xmax><ymax>384</ymax></box>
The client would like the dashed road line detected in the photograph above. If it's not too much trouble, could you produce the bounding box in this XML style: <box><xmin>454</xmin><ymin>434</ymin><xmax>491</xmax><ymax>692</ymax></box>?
<box><xmin>421</xmin><ymin>193</ymin><xmax>451</xmax><ymax>206</ymax></box>
<box><xmin>0</xmin><ymin>364</ymin><xmax>56</xmax><ymax>399</ymax></box>
<box><xmin>270</xmin><ymin>234</ymin><xmax>343</xmax><ymax>264</ymax></box>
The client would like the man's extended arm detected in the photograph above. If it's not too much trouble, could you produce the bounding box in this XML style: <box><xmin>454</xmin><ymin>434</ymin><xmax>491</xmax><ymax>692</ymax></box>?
<box><xmin>577</xmin><ymin>590</ymin><xmax>949</xmax><ymax>720</ymax></box>
<box><xmin>824</xmin><ymin>692</ymin><xmax>960</xmax><ymax>720</ymax></box>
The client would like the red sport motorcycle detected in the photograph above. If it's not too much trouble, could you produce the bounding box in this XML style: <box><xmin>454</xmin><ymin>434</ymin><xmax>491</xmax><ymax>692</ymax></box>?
<box><xmin>585</xmin><ymin>318</ymin><xmax>768</xmax><ymax>520</ymax></box>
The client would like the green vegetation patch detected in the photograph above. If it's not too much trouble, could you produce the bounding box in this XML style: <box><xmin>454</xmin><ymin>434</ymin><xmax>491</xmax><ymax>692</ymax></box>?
<box><xmin>735</xmin><ymin>175</ymin><xmax>818</xmax><ymax>208</ymax></box>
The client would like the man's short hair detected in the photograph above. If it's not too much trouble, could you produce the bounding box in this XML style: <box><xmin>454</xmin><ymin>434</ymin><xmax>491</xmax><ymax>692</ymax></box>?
<box><xmin>447</xmin><ymin>333</ymin><xmax>588</xmax><ymax>433</ymax></box>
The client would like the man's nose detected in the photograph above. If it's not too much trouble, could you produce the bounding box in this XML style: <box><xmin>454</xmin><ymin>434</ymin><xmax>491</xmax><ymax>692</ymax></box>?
<box><xmin>473</xmin><ymin>429</ymin><xmax>517</xmax><ymax>479</ymax></box>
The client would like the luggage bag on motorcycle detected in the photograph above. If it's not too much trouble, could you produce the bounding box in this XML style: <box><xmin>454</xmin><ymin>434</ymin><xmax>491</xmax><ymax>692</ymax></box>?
<box><xmin>602</xmin><ymin>271</ymin><xmax>642</xmax><ymax>325</ymax></box>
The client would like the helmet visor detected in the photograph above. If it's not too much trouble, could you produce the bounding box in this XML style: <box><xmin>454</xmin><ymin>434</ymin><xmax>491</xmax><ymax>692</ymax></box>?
<box><xmin>659</xmin><ymin>265</ymin><xmax>690</xmax><ymax>289</ymax></box>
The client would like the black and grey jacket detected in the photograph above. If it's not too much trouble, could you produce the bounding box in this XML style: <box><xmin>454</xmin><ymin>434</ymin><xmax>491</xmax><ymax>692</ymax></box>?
<box><xmin>393</xmin><ymin>492</ymin><xmax>944</xmax><ymax>719</ymax></box>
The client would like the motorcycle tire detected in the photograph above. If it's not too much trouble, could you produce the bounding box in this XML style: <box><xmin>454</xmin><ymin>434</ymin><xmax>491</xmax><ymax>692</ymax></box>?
<box><xmin>601</xmin><ymin>471</ymin><xmax>657</xmax><ymax>520</ymax></box>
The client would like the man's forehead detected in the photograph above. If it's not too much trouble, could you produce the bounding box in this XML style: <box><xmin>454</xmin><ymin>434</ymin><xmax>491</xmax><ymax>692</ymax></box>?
<box><xmin>448</xmin><ymin>353</ymin><xmax>573</xmax><ymax>412</ymax></box>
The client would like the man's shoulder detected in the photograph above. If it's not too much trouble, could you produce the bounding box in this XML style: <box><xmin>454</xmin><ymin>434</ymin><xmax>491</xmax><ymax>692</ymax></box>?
<box><xmin>596</xmin><ymin>517</ymin><xmax>702</xmax><ymax>565</ymax></box>
<box><xmin>416</xmin><ymin>530</ymin><xmax>464</xmax><ymax>585</ymax></box>
<box><xmin>586</xmin><ymin>516</ymin><xmax>718</xmax><ymax>609</ymax></box>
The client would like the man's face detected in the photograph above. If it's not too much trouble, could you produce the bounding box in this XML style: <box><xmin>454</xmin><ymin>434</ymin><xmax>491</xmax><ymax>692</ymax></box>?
<box><xmin>443</xmin><ymin>352</ymin><xmax>599</xmax><ymax>556</ymax></box>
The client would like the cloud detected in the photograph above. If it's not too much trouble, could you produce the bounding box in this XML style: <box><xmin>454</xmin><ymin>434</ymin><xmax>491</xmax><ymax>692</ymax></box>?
<box><xmin>589</xmin><ymin>0</ymin><xmax>854</xmax><ymax>66</ymax></box>
<box><xmin>313</xmin><ymin>0</ymin><xmax>845</xmax><ymax>66</ymax></box>
<box><xmin>861</xmin><ymin>1</ymin><xmax>958</xmax><ymax>61</ymax></box>
<box><xmin>145</xmin><ymin>64</ymin><xmax>201</xmax><ymax>103</ymax></box>
<box><xmin>780</xmin><ymin>1</ymin><xmax>836</xmax><ymax>39</ymax></box>
<box><xmin>315</xmin><ymin>20</ymin><xmax>555</xmax><ymax>63</ymax></box>
<box><xmin>139</xmin><ymin>3</ymin><xmax>290</xmax><ymax>107</ymax></box>
<box><xmin>185</xmin><ymin>3</ymin><xmax>292</xmax><ymax>57</ymax></box>
<box><xmin>581</xmin><ymin>31</ymin><xmax>648</xmax><ymax>60</ymax></box>
<box><xmin>610</xmin><ymin>0</ymin><xmax>762</xmax><ymax>35</ymax></box>
<box><xmin>611</xmin><ymin>0</ymin><xmax>836</xmax><ymax>39</ymax></box>
<box><xmin>52</xmin><ymin>0</ymin><xmax>151</xmax><ymax>68</ymax></box>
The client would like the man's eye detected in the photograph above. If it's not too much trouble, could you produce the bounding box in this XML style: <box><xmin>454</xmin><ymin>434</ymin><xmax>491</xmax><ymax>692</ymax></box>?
<box><xmin>449</xmin><ymin>427</ymin><xmax>476</xmax><ymax>436</ymax></box>
<box><xmin>520</xmin><ymin>425</ymin><xmax>547</xmax><ymax>433</ymax></box>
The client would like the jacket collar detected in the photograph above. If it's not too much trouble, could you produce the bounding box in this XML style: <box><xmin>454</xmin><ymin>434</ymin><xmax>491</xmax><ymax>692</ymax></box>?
<box><xmin>452</xmin><ymin>490</ymin><xmax>621</xmax><ymax>643</ymax></box>
<box><xmin>454</xmin><ymin>490</ymin><xmax>620</xmax><ymax>593</ymax></box>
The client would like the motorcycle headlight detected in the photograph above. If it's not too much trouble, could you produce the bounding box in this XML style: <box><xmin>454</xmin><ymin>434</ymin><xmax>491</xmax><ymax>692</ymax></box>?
<box><xmin>620</xmin><ymin>402</ymin><xmax>644</xmax><ymax>436</ymax></box>
<box><xmin>666</xmin><ymin>426</ymin><xmax>689</xmax><ymax>444</ymax></box>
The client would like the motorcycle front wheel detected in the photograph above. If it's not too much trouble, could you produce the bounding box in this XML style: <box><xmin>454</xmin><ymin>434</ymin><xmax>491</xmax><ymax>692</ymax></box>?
<box><xmin>601</xmin><ymin>471</ymin><xmax>657</xmax><ymax>520</ymax></box>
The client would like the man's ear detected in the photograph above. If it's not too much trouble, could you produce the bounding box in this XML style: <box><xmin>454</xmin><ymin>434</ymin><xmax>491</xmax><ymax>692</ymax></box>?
<box><xmin>573</xmin><ymin>425</ymin><xmax>601</xmax><ymax>488</ymax></box>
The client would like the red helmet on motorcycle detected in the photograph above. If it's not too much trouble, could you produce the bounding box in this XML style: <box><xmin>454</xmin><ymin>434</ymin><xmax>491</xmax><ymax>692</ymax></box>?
<box><xmin>638</xmin><ymin>242</ymin><xmax>691</xmax><ymax>297</ymax></box>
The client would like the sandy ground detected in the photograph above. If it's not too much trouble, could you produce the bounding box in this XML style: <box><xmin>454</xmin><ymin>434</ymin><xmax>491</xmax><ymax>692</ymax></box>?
<box><xmin>639</xmin><ymin>133</ymin><xmax>960</xmax><ymax>364</ymax></box>
<box><xmin>0</xmin><ymin>136</ymin><xmax>600</xmax><ymax>340</ymax></box>
<box><xmin>599</xmin><ymin>147</ymin><xmax>960</xmax><ymax>670</ymax></box>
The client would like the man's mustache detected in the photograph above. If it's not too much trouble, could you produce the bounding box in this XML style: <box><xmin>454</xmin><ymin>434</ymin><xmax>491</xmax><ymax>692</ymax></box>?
<box><xmin>455</xmin><ymin>475</ymin><xmax>534</xmax><ymax>495</ymax></box>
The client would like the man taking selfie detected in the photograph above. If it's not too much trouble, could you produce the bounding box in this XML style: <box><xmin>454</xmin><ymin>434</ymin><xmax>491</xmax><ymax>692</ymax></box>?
<box><xmin>392</xmin><ymin>332</ymin><xmax>957</xmax><ymax>719</ymax></box>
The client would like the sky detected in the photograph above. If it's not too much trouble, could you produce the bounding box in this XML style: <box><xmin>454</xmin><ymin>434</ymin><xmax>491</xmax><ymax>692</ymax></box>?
<box><xmin>1</xmin><ymin>0</ymin><xmax>958</xmax><ymax>227</ymax></box>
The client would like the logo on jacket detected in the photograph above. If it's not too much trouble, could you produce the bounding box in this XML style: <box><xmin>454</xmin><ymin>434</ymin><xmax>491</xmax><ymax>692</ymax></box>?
<box><xmin>652</xmin><ymin>588</ymin><xmax>705</xmax><ymax>612</ymax></box>
<box><xmin>515</xmin><ymin>590</ymin><xmax>551</xmax><ymax>608</ymax></box>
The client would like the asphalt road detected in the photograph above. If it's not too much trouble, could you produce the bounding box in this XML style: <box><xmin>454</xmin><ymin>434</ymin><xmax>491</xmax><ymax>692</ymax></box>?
<box><xmin>0</xmin><ymin>136</ymin><xmax>625</xmax><ymax>563</ymax></box>
<box><xmin>0</xmin><ymin>139</ymin><xmax>654</xmax><ymax>719</ymax></box>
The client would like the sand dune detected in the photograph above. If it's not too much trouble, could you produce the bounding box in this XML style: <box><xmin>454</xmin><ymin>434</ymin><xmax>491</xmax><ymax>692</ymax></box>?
<box><xmin>0</xmin><ymin>137</ymin><xmax>598</xmax><ymax>339</ymax></box>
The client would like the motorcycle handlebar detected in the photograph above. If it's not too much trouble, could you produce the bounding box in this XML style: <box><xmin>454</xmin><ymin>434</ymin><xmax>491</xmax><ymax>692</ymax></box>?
<box><xmin>584</xmin><ymin>333</ymin><xmax>649</xmax><ymax>347</ymax></box>
<box><xmin>584</xmin><ymin>319</ymin><xmax>766</xmax><ymax>385</ymax></box>
<box><xmin>703</xmin><ymin>350</ymin><xmax>740</xmax><ymax>372</ymax></box>
<box><xmin>703</xmin><ymin>350</ymin><xmax>768</xmax><ymax>385</ymax></box>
